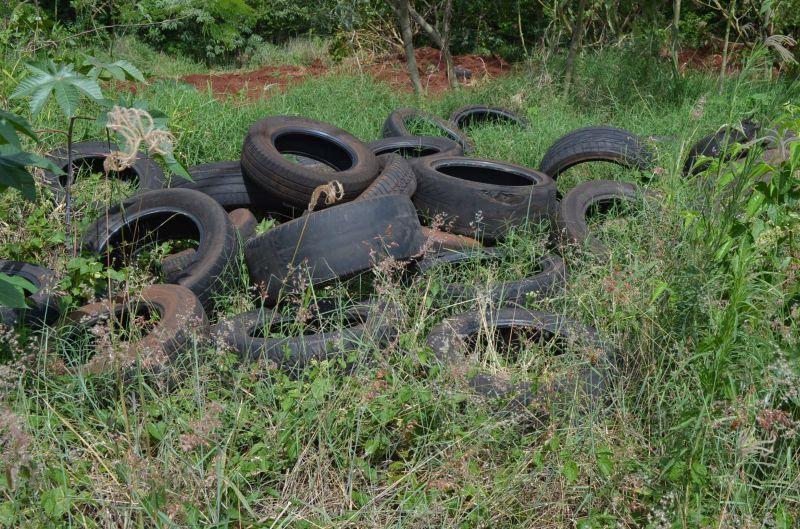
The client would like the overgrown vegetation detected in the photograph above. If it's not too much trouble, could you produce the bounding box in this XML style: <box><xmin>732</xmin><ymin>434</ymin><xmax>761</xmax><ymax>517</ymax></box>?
<box><xmin>1</xmin><ymin>2</ymin><xmax>799</xmax><ymax>527</ymax></box>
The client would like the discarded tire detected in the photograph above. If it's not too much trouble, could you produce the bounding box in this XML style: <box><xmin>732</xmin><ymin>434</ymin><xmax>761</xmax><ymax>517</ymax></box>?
<box><xmin>683</xmin><ymin>119</ymin><xmax>761</xmax><ymax>175</ymax></box>
<box><xmin>416</xmin><ymin>249</ymin><xmax>565</xmax><ymax>304</ymax></box>
<box><xmin>356</xmin><ymin>154</ymin><xmax>417</xmax><ymax>201</ymax></box>
<box><xmin>62</xmin><ymin>284</ymin><xmax>207</xmax><ymax>375</ymax></box>
<box><xmin>44</xmin><ymin>140</ymin><xmax>165</xmax><ymax>201</ymax></box>
<box><xmin>241</xmin><ymin>116</ymin><xmax>379</xmax><ymax>208</ymax></box>
<box><xmin>212</xmin><ymin>302</ymin><xmax>391</xmax><ymax>372</ymax></box>
<box><xmin>411</xmin><ymin>156</ymin><xmax>557</xmax><ymax>242</ymax></box>
<box><xmin>245</xmin><ymin>195</ymin><xmax>424</xmax><ymax>305</ymax></box>
<box><xmin>160</xmin><ymin>208</ymin><xmax>257</xmax><ymax>282</ymax></box>
<box><xmin>367</xmin><ymin>136</ymin><xmax>463</xmax><ymax>159</ymax></box>
<box><xmin>0</xmin><ymin>260</ymin><xmax>60</xmax><ymax>326</ymax></box>
<box><xmin>539</xmin><ymin>126</ymin><xmax>653</xmax><ymax>179</ymax></box>
<box><xmin>449</xmin><ymin>105</ymin><xmax>528</xmax><ymax>129</ymax></box>
<box><xmin>554</xmin><ymin>179</ymin><xmax>651</xmax><ymax>256</ymax></box>
<box><xmin>172</xmin><ymin>160</ymin><xmax>288</xmax><ymax>213</ymax></box>
<box><xmin>426</xmin><ymin>307</ymin><xmax>614</xmax><ymax>412</ymax></box>
<box><xmin>382</xmin><ymin>108</ymin><xmax>474</xmax><ymax>154</ymax></box>
<box><xmin>82</xmin><ymin>188</ymin><xmax>236</xmax><ymax>309</ymax></box>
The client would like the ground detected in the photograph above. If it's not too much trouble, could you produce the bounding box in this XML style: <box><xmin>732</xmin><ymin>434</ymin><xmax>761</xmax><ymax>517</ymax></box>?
<box><xmin>0</xmin><ymin>39</ymin><xmax>798</xmax><ymax>529</ymax></box>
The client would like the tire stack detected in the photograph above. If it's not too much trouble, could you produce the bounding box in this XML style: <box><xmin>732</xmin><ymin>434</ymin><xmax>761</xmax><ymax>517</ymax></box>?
<box><xmin>13</xmin><ymin>104</ymin><xmax>686</xmax><ymax>414</ymax></box>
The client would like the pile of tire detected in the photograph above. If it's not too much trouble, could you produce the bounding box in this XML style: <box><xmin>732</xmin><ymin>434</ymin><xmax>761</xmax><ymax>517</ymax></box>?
<box><xmin>5</xmin><ymin>104</ymin><xmax>686</xmax><ymax>414</ymax></box>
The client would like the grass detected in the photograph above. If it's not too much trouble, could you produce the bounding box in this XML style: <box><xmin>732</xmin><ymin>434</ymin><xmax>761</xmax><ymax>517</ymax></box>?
<box><xmin>0</xmin><ymin>39</ymin><xmax>799</xmax><ymax>528</ymax></box>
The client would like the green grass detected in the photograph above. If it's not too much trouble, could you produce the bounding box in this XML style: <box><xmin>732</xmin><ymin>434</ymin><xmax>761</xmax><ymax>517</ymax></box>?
<box><xmin>0</xmin><ymin>40</ymin><xmax>799</xmax><ymax>528</ymax></box>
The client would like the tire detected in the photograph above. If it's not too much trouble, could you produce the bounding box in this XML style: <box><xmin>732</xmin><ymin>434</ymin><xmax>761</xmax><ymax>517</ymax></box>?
<box><xmin>82</xmin><ymin>188</ymin><xmax>237</xmax><ymax>310</ymax></box>
<box><xmin>356</xmin><ymin>154</ymin><xmax>417</xmax><ymax>201</ymax></box>
<box><xmin>160</xmin><ymin>208</ymin><xmax>258</xmax><ymax>282</ymax></box>
<box><xmin>418</xmin><ymin>227</ymin><xmax>482</xmax><ymax>253</ymax></box>
<box><xmin>382</xmin><ymin>108</ymin><xmax>475</xmax><ymax>154</ymax></box>
<box><xmin>538</xmin><ymin>126</ymin><xmax>653</xmax><ymax>179</ymax></box>
<box><xmin>212</xmin><ymin>301</ymin><xmax>392</xmax><ymax>373</ymax></box>
<box><xmin>683</xmin><ymin>119</ymin><xmax>761</xmax><ymax>175</ymax></box>
<box><xmin>366</xmin><ymin>136</ymin><xmax>463</xmax><ymax>159</ymax></box>
<box><xmin>0</xmin><ymin>261</ymin><xmax>60</xmax><ymax>326</ymax></box>
<box><xmin>244</xmin><ymin>195</ymin><xmax>424</xmax><ymax>305</ymax></box>
<box><xmin>415</xmin><ymin>249</ymin><xmax>565</xmax><ymax>304</ymax></box>
<box><xmin>241</xmin><ymin>116</ymin><xmax>379</xmax><ymax>208</ymax></box>
<box><xmin>411</xmin><ymin>156</ymin><xmax>557</xmax><ymax>243</ymax></box>
<box><xmin>43</xmin><ymin>140</ymin><xmax>165</xmax><ymax>201</ymax></box>
<box><xmin>554</xmin><ymin>179</ymin><xmax>651</xmax><ymax>257</ymax></box>
<box><xmin>62</xmin><ymin>284</ymin><xmax>207</xmax><ymax>376</ymax></box>
<box><xmin>426</xmin><ymin>307</ymin><xmax>614</xmax><ymax>413</ymax></box>
<box><xmin>172</xmin><ymin>160</ymin><xmax>292</xmax><ymax>215</ymax></box>
<box><xmin>449</xmin><ymin>105</ymin><xmax>528</xmax><ymax>129</ymax></box>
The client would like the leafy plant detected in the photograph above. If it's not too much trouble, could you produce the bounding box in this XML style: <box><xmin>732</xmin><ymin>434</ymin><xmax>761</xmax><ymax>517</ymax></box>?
<box><xmin>10</xmin><ymin>60</ymin><xmax>103</xmax><ymax>118</ymax></box>
<box><xmin>0</xmin><ymin>110</ymin><xmax>63</xmax><ymax>309</ymax></box>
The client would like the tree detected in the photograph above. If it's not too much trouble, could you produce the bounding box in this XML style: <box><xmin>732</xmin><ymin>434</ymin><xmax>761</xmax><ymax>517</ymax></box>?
<box><xmin>563</xmin><ymin>0</ymin><xmax>588</xmax><ymax>95</ymax></box>
<box><xmin>390</xmin><ymin>0</ymin><xmax>423</xmax><ymax>94</ymax></box>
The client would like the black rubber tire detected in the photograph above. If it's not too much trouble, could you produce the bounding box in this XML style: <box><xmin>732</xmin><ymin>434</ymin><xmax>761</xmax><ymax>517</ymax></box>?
<box><xmin>356</xmin><ymin>154</ymin><xmax>417</xmax><ymax>201</ymax></box>
<box><xmin>160</xmin><ymin>208</ymin><xmax>258</xmax><ymax>282</ymax></box>
<box><xmin>43</xmin><ymin>140</ymin><xmax>165</xmax><ymax>201</ymax></box>
<box><xmin>63</xmin><ymin>284</ymin><xmax>207</xmax><ymax>376</ymax></box>
<box><xmin>244</xmin><ymin>195</ymin><xmax>424</xmax><ymax>305</ymax></box>
<box><xmin>241</xmin><ymin>116</ymin><xmax>379</xmax><ymax>208</ymax></box>
<box><xmin>366</xmin><ymin>136</ymin><xmax>463</xmax><ymax>159</ymax></box>
<box><xmin>0</xmin><ymin>261</ymin><xmax>60</xmax><ymax>326</ymax></box>
<box><xmin>554</xmin><ymin>179</ymin><xmax>651</xmax><ymax>257</ymax></box>
<box><xmin>172</xmin><ymin>160</ymin><xmax>292</xmax><ymax>215</ymax></box>
<box><xmin>538</xmin><ymin>126</ymin><xmax>653</xmax><ymax>180</ymax></box>
<box><xmin>82</xmin><ymin>188</ymin><xmax>236</xmax><ymax>310</ymax></box>
<box><xmin>416</xmin><ymin>249</ymin><xmax>565</xmax><ymax>305</ymax></box>
<box><xmin>449</xmin><ymin>105</ymin><xmax>528</xmax><ymax>129</ymax></box>
<box><xmin>411</xmin><ymin>155</ymin><xmax>557</xmax><ymax>243</ymax></box>
<box><xmin>683</xmin><ymin>119</ymin><xmax>762</xmax><ymax>175</ymax></box>
<box><xmin>382</xmin><ymin>108</ymin><xmax>475</xmax><ymax>154</ymax></box>
<box><xmin>212</xmin><ymin>302</ymin><xmax>392</xmax><ymax>373</ymax></box>
<box><xmin>426</xmin><ymin>307</ymin><xmax>614</xmax><ymax>413</ymax></box>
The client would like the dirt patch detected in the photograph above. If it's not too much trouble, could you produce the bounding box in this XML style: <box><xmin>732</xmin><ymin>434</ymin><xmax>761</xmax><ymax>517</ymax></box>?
<box><xmin>177</xmin><ymin>47</ymin><xmax>511</xmax><ymax>100</ymax></box>
<box><xmin>180</xmin><ymin>59</ymin><xmax>327</xmax><ymax>99</ymax></box>
<box><xmin>364</xmin><ymin>46</ymin><xmax>511</xmax><ymax>94</ymax></box>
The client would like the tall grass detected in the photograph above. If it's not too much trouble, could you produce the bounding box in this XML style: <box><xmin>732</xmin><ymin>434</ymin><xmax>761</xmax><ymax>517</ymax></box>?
<box><xmin>0</xmin><ymin>42</ymin><xmax>798</xmax><ymax>528</ymax></box>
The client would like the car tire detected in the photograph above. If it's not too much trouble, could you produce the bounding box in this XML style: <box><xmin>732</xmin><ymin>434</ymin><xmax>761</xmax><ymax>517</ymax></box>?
<box><xmin>538</xmin><ymin>126</ymin><xmax>653</xmax><ymax>180</ymax></box>
<box><xmin>244</xmin><ymin>195</ymin><xmax>424</xmax><ymax>305</ymax></box>
<box><xmin>449</xmin><ymin>105</ymin><xmax>528</xmax><ymax>129</ymax></box>
<box><xmin>411</xmin><ymin>156</ymin><xmax>556</xmax><ymax>242</ymax></box>
<box><xmin>382</xmin><ymin>108</ymin><xmax>474</xmax><ymax>154</ymax></box>
<box><xmin>43</xmin><ymin>140</ymin><xmax>165</xmax><ymax>201</ymax></box>
<box><xmin>63</xmin><ymin>284</ymin><xmax>207</xmax><ymax>376</ymax></box>
<box><xmin>0</xmin><ymin>260</ymin><xmax>60</xmax><ymax>326</ymax></box>
<box><xmin>366</xmin><ymin>136</ymin><xmax>463</xmax><ymax>159</ymax></box>
<box><xmin>553</xmin><ymin>179</ymin><xmax>651</xmax><ymax>257</ymax></box>
<box><xmin>82</xmin><ymin>188</ymin><xmax>236</xmax><ymax>310</ymax></box>
<box><xmin>426</xmin><ymin>307</ymin><xmax>614</xmax><ymax>414</ymax></box>
<box><xmin>355</xmin><ymin>154</ymin><xmax>417</xmax><ymax>201</ymax></box>
<box><xmin>241</xmin><ymin>116</ymin><xmax>379</xmax><ymax>208</ymax></box>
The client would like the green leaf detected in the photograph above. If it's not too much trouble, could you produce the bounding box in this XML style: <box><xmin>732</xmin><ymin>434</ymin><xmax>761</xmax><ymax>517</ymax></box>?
<box><xmin>0</xmin><ymin>163</ymin><xmax>36</xmax><ymax>200</ymax></box>
<box><xmin>690</xmin><ymin>461</ymin><xmax>707</xmax><ymax>485</ymax></box>
<box><xmin>745</xmin><ymin>190</ymin><xmax>766</xmax><ymax>219</ymax></box>
<box><xmin>0</xmin><ymin>274</ymin><xmax>29</xmax><ymax>309</ymax></box>
<box><xmin>0</xmin><ymin>110</ymin><xmax>37</xmax><ymax>148</ymax></box>
<box><xmin>11</xmin><ymin>60</ymin><xmax>103</xmax><ymax>117</ymax></box>
<box><xmin>596</xmin><ymin>450</ymin><xmax>613</xmax><ymax>478</ymax></box>
<box><xmin>562</xmin><ymin>459</ymin><xmax>579</xmax><ymax>483</ymax></box>
<box><xmin>41</xmin><ymin>486</ymin><xmax>71</xmax><ymax>518</ymax></box>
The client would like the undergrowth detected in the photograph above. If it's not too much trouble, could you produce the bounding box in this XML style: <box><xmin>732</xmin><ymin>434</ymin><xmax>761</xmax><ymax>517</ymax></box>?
<box><xmin>0</xmin><ymin>41</ymin><xmax>798</xmax><ymax>528</ymax></box>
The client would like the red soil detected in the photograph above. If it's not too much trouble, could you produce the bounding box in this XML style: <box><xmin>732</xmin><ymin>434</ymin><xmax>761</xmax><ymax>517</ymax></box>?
<box><xmin>178</xmin><ymin>47</ymin><xmax>511</xmax><ymax>101</ymax></box>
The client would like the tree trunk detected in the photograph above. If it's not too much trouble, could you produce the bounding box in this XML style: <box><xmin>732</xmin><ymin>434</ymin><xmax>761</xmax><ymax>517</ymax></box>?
<box><xmin>442</xmin><ymin>0</ymin><xmax>457</xmax><ymax>88</ymax></box>
<box><xmin>563</xmin><ymin>0</ymin><xmax>587</xmax><ymax>95</ymax></box>
<box><xmin>393</xmin><ymin>0</ymin><xmax>423</xmax><ymax>94</ymax></box>
<box><xmin>671</xmin><ymin>0</ymin><xmax>682</xmax><ymax>77</ymax></box>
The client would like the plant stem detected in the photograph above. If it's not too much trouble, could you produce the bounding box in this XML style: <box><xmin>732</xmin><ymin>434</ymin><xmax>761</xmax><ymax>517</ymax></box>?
<box><xmin>563</xmin><ymin>0</ymin><xmax>587</xmax><ymax>96</ymax></box>
<box><xmin>65</xmin><ymin>115</ymin><xmax>77</xmax><ymax>257</ymax></box>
